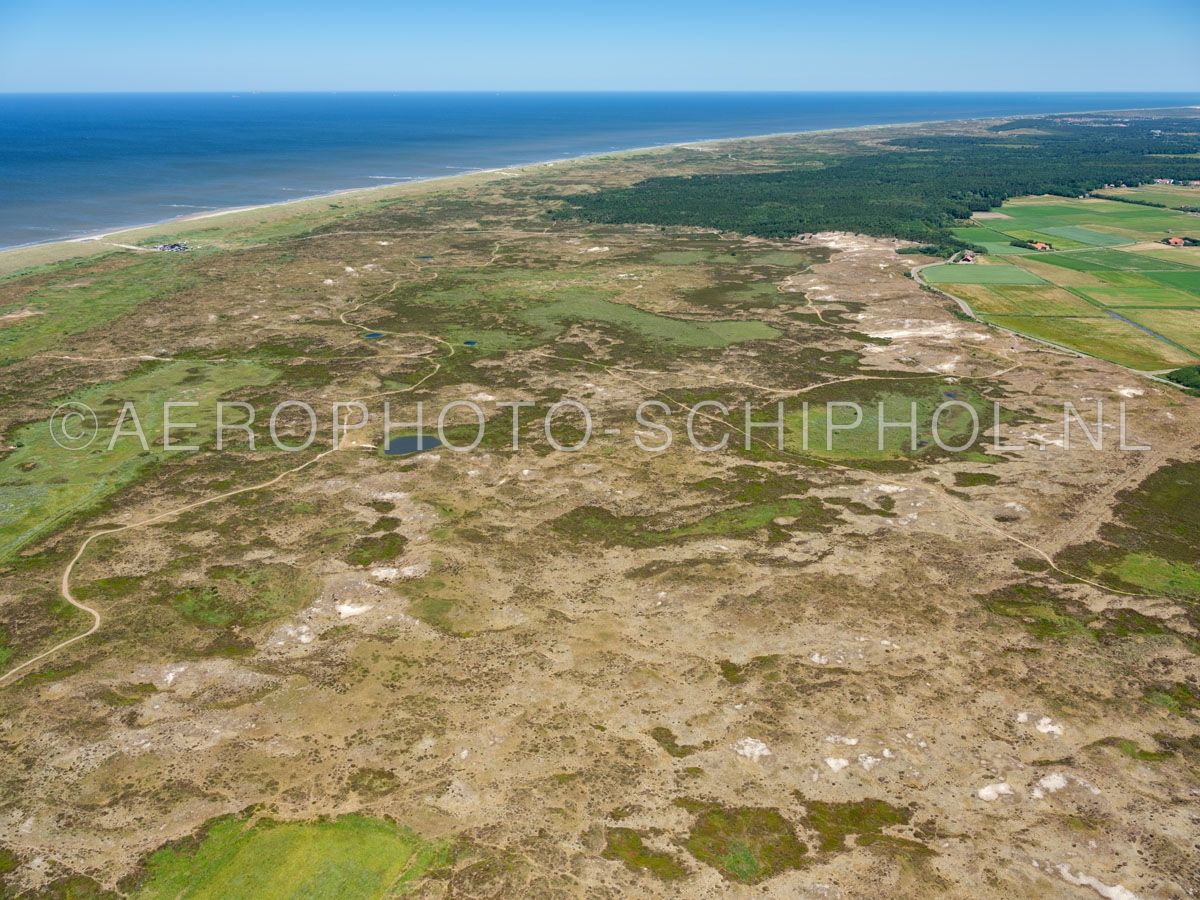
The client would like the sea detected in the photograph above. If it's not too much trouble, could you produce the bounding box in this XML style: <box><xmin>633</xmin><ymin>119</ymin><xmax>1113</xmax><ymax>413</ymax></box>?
<box><xmin>2</xmin><ymin>92</ymin><xmax>1198</xmax><ymax>249</ymax></box>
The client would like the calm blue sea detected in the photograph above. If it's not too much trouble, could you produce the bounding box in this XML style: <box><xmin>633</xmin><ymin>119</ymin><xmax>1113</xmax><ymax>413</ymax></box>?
<box><xmin>2</xmin><ymin>92</ymin><xmax>1198</xmax><ymax>249</ymax></box>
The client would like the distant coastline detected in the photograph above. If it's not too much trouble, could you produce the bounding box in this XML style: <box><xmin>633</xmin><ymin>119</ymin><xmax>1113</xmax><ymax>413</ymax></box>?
<box><xmin>5</xmin><ymin>92</ymin><xmax>1200</xmax><ymax>249</ymax></box>
<box><xmin>3</xmin><ymin>93</ymin><xmax>1199</xmax><ymax>275</ymax></box>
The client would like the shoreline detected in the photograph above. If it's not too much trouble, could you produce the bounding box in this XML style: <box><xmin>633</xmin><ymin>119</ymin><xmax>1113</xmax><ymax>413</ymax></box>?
<box><xmin>0</xmin><ymin>102</ymin><xmax>1190</xmax><ymax>275</ymax></box>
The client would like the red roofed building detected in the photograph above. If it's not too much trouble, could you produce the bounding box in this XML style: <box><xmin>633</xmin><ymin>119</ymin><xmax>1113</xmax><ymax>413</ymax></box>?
<box><xmin>1166</xmin><ymin>237</ymin><xmax>1186</xmax><ymax>246</ymax></box>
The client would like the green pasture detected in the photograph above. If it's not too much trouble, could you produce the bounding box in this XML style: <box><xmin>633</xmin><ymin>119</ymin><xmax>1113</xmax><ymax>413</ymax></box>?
<box><xmin>1121</xmin><ymin>309</ymin><xmax>1200</xmax><ymax>355</ymax></box>
<box><xmin>1040</xmin><ymin>225</ymin><xmax>1130</xmax><ymax>247</ymax></box>
<box><xmin>1027</xmin><ymin>249</ymin><xmax>1196</xmax><ymax>274</ymax></box>
<box><xmin>1146</xmin><ymin>270</ymin><xmax>1200</xmax><ymax>294</ymax></box>
<box><xmin>784</xmin><ymin>381</ymin><xmax>989</xmax><ymax>461</ymax></box>
<box><xmin>134</xmin><ymin>814</ymin><xmax>448</xmax><ymax>899</ymax></box>
<box><xmin>520</xmin><ymin>294</ymin><xmax>780</xmax><ymax>348</ymax></box>
<box><xmin>922</xmin><ymin>263</ymin><xmax>1046</xmax><ymax>285</ymax></box>
<box><xmin>954</xmin><ymin>284</ymin><xmax>1103</xmax><ymax>317</ymax></box>
<box><xmin>0</xmin><ymin>359</ymin><xmax>278</xmax><ymax>561</ymax></box>
<box><xmin>997</xmin><ymin>197</ymin><xmax>1197</xmax><ymax>242</ymax></box>
<box><xmin>0</xmin><ymin>254</ymin><xmax>196</xmax><ymax>365</ymax></box>
<box><xmin>1079</xmin><ymin>286</ymin><xmax>1200</xmax><ymax>308</ymax></box>
<box><xmin>982</xmin><ymin>314</ymin><xmax>1195</xmax><ymax>370</ymax></box>
<box><xmin>950</xmin><ymin>227</ymin><xmax>1034</xmax><ymax>256</ymax></box>
<box><xmin>1094</xmin><ymin>184</ymin><xmax>1200</xmax><ymax>211</ymax></box>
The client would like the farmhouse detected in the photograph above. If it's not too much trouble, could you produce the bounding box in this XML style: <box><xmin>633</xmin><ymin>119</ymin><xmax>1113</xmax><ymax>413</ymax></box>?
<box><xmin>1030</xmin><ymin>241</ymin><xmax>1051</xmax><ymax>251</ymax></box>
<box><xmin>1165</xmin><ymin>236</ymin><xmax>1186</xmax><ymax>247</ymax></box>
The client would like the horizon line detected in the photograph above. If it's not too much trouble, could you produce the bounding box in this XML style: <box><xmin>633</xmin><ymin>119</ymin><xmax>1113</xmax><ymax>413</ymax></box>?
<box><xmin>3</xmin><ymin>88</ymin><xmax>1200</xmax><ymax>96</ymax></box>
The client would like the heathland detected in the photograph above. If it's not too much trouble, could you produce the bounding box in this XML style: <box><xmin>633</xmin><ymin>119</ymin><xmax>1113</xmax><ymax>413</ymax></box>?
<box><xmin>0</xmin><ymin>110</ymin><xmax>1197</xmax><ymax>899</ymax></box>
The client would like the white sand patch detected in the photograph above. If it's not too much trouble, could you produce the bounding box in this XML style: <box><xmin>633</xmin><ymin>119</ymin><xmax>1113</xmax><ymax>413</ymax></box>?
<box><xmin>278</xmin><ymin>624</ymin><xmax>314</xmax><ymax>645</ymax></box>
<box><xmin>1036</xmin><ymin>716</ymin><xmax>1064</xmax><ymax>736</ymax></box>
<box><xmin>371</xmin><ymin>491</ymin><xmax>408</xmax><ymax>502</ymax></box>
<box><xmin>825</xmin><ymin>735</ymin><xmax>859</xmax><ymax>746</ymax></box>
<box><xmin>977</xmin><ymin>782</ymin><xmax>1013</xmax><ymax>801</ymax></box>
<box><xmin>1030</xmin><ymin>432</ymin><xmax>1065</xmax><ymax>448</ymax></box>
<box><xmin>858</xmin><ymin>754</ymin><xmax>882</xmax><ymax>771</ymax></box>
<box><xmin>810</xmin><ymin>652</ymin><xmax>829</xmax><ymax>664</ymax></box>
<box><xmin>733</xmin><ymin>737</ymin><xmax>771</xmax><ymax>761</ymax></box>
<box><xmin>1117</xmin><ymin>387</ymin><xmax>1144</xmax><ymax>398</ymax></box>
<box><xmin>370</xmin><ymin>567</ymin><xmax>400</xmax><ymax>582</ymax></box>
<box><xmin>335</xmin><ymin>602</ymin><xmax>374</xmax><ymax>619</ymax></box>
<box><xmin>868</xmin><ymin>321</ymin><xmax>988</xmax><ymax>342</ymax></box>
<box><xmin>1054</xmin><ymin>863</ymin><xmax>1141</xmax><ymax>900</ymax></box>
<box><xmin>876</xmin><ymin>484</ymin><xmax>906</xmax><ymax>494</ymax></box>
<box><xmin>583</xmin><ymin>246</ymin><xmax>610</xmax><ymax>253</ymax></box>
<box><xmin>935</xmin><ymin>356</ymin><xmax>961</xmax><ymax>373</ymax></box>
<box><xmin>825</xmin><ymin>757</ymin><xmax>850</xmax><ymax>772</ymax></box>
<box><xmin>322</xmin><ymin>278</ymin><xmax>334</xmax><ymax>285</ymax></box>
<box><xmin>0</xmin><ymin>309</ymin><xmax>41</xmax><ymax>325</ymax></box>
<box><xmin>1031</xmin><ymin>772</ymin><xmax>1068</xmax><ymax>799</ymax></box>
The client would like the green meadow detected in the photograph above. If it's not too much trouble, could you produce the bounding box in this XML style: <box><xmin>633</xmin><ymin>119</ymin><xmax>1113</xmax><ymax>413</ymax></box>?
<box><xmin>986</xmin><ymin>197</ymin><xmax>1197</xmax><ymax>244</ymax></box>
<box><xmin>369</xmin><ymin>270</ymin><xmax>781</xmax><ymax>353</ymax></box>
<box><xmin>1093</xmin><ymin>183</ymin><xmax>1200</xmax><ymax>211</ymax></box>
<box><xmin>784</xmin><ymin>381</ymin><xmax>990</xmax><ymax>462</ymax></box>
<box><xmin>133</xmin><ymin>814</ymin><xmax>449</xmax><ymax>899</ymax></box>
<box><xmin>0</xmin><ymin>359</ymin><xmax>277</xmax><ymax>561</ymax></box>
<box><xmin>0</xmin><ymin>254</ymin><xmax>197</xmax><ymax>365</ymax></box>
<box><xmin>921</xmin><ymin>264</ymin><xmax>1045</xmax><ymax>285</ymax></box>
<box><xmin>934</xmin><ymin>197</ymin><xmax>1200</xmax><ymax>370</ymax></box>
<box><xmin>520</xmin><ymin>293</ymin><xmax>780</xmax><ymax>348</ymax></box>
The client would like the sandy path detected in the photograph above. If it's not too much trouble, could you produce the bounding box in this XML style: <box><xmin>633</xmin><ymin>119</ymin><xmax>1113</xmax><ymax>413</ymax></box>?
<box><xmin>0</xmin><ymin>263</ymin><xmax>453</xmax><ymax>686</ymax></box>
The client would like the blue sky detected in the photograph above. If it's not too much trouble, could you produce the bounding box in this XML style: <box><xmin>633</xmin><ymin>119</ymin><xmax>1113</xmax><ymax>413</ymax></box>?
<box><xmin>1</xmin><ymin>0</ymin><xmax>1197</xmax><ymax>92</ymax></box>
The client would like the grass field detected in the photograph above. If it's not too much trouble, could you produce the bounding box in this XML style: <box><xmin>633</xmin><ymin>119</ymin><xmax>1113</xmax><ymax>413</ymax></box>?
<box><xmin>783</xmin><ymin>381</ymin><xmax>989</xmax><ymax>462</ymax></box>
<box><xmin>935</xmin><ymin>196</ymin><xmax>1200</xmax><ymax>370</ymax></box>
<box><xmin>0</xmin><ymin>254</ymin><xmax>197</xmax><ymax>364</ymax></box>
<box><xmin>134</xmin><ymin>814</ymin><xmax>448</xmax><ymax>899</ymax></box>
<box><xmin>921</xmin><ymin>264</ymin><xmax>1045</xmax><ymax>285</ymax></box>
<box><xmin>984</xmin><ymin>314</ymin><xmax>1197</xmax><ymax>371</ymax></box>
<box><xmin>942</xmin><ymin>284</ymin><xmax>1102</xmax><ymax>317</ymax></box>
<box><xmin>0</xmin><ymin>359</ymin><xmax>278</xmax><ymax>561</ymax></box>
<box><xmin>1093</xmin><ymin>183</ymin><xmax>1200</xmax><ymax>211</ymax></box>
<box><xmin>521</xmin><ymin>293</ymin><xmax>781</xmax><ymax>348</ymax></box>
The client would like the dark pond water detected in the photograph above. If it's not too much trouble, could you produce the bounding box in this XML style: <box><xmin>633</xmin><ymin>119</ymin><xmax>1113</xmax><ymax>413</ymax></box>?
<box><xmin>385</xmin><ymin>434</ymin><xmax>443</xmax><ymax>456</ymax></box>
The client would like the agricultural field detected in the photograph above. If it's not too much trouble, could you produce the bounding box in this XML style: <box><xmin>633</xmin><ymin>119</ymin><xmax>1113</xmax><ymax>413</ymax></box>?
<box><xmin>921</xmin><ymin>196</ymin><xmax>1200</xmax><ymax>371</ymax></box>
<box><xmin>1093</xmin><ymin>182</ymin><xmax>1200</xmax><ymax>211</ymax></box>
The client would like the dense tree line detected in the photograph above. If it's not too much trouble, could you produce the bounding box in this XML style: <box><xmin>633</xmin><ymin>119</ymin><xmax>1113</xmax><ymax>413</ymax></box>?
<box><xmin>1166</xmin><ymin>365</ymin><xmax>1200</xmax><ymax>394</ymax></box>
<box><xmin>554</xmin><ymin>115</ymin><xmax>1200</xmax><ymax>256</ymax></box>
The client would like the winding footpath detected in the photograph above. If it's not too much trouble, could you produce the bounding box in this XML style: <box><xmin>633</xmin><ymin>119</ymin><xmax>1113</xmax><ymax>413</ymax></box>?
<box><xmin>0</xmin><ymin>261</ymin><xmax>454</xmax><ymax>687</ymax></box>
